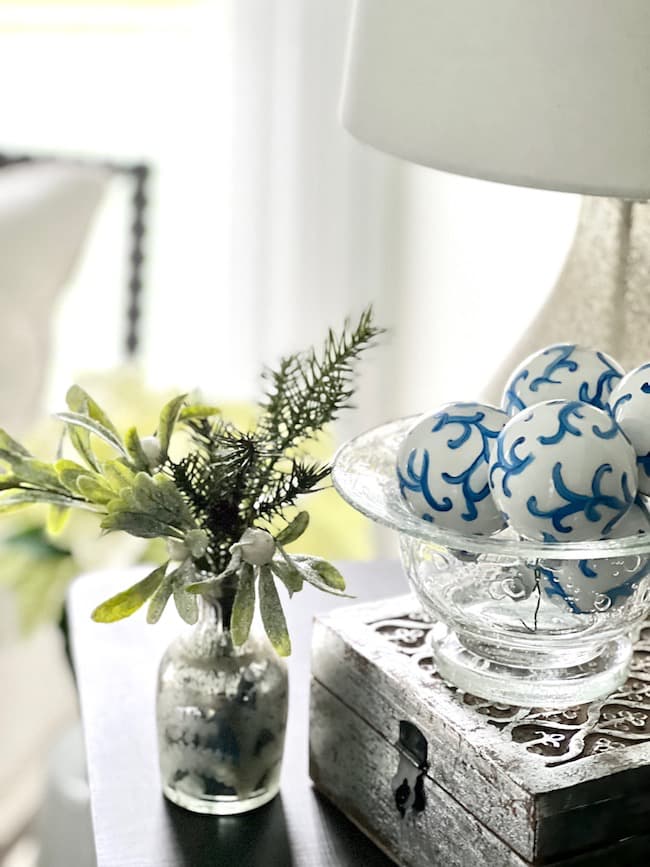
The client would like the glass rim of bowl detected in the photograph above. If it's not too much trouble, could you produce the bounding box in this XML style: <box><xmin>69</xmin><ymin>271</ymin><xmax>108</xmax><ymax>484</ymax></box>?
<box><xmin>332</xmin><ymin>415</ymin><xmax>650</xmax><ymax>560</ymax></box>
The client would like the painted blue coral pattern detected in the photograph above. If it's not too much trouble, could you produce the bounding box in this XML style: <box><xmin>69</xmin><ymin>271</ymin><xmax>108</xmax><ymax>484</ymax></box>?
<box><xmin>397</xmin><ymin>406</ymin><xmax>503</xmax><ymax>527</ymax></box>
<box><xmin>540</xmin><ymin>558</ymin><xmax>650</xmax><ymax>614</ymax></box>
<box><xmin>526</xmin><ymin>461</ymin><xmax>633</xmax><ymax>537</ymax></box>
<box><xmin>503</xmin><ymin>344</ymin><xmax>623</xmax><ymax>414</ymax></box>
<box><xmin>490</xmin><ymin>399</ymin><xmax>635</xmax><ymax>541</ymax></box>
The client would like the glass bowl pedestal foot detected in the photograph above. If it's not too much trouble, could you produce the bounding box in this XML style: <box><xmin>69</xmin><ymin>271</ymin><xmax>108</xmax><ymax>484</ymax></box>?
<box><xmin>429</xmin><ymin>620</ymin><xmax>631</xmax><ymax>708</ymax></box>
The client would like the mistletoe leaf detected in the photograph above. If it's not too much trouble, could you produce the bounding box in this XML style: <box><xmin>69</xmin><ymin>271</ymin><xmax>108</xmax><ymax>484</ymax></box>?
<box><xmin>64</xmin><ymin>386</ymin><xmax>122</xmax><ymax>472</ymax></box>
<box><xmin>147</xmin><ymin>569</ymin><xmax>174</xmax><ymax>623</ymax></box>
<box><xmin>146</xmin><ymin>567</ymin><xmax>175</xmax><ymax>623</ymax></box>
<box><xmin>131</xmin><ymin>473</ymin><xmax>193</xmax><ymax>528</ymax></box>
<box><xmin>309</xmin><ymin>558</ymin><xmax>346</xmax><ymax>591</ymax></box>
<box><xmin>179</xmin><ymin>404</ymin><xmax>221</xmax><ymax>421</ymax></box>
<box><xmin>66</xmin><ymin>427</ymin><xmax>98</xmax><ymax>472</ymax></box>
<box><xmin>124</xmin><ymin>427</ymin><xmax>150</xmax><ymax>472</ymax></box>
<box><xmin>55</xmin><ymin>459</ymin><xmax>91</xmax><ymax>493</ymax></box>
<box><xmin>186</xmin><ymin>573</ymin><xmax>225</xmax><ymax>594</ymax></box>
<box><xmin>76</xmin><ymin>475</ymin><xmax>115</xmax><ymax>506</ymax></box>
<box><xmin>56</xmin><ymin>412</ymin><xmax>127</xmax><ymax>459</ymax></box>
<box><xmin>275</xmin><ymin>511</ymin><xmax>309</xmax><ymax>546</ymax></box>
<box><xmin>290</xmin><ymin>555</ymin><xmax>351</xmax><ymax>597</ymax></box>
<box><xmin>173</xmin><ymin>587</ymin><xmax>199</xmax><ymax>624</ymax></box>
<box><xmin>259</xmin><ymin>564</ymin><xmax>291</xmax><ymax>656</ymax></box>
<box><xmin>0</xmin><ymin>455</ymin><xmax>65</xmax><ymax>492</ymax></box>
<box><xmin>231</xmin><ymin>563</ymin><xmax>256</xmax><ymax>645</ymax></box>
<box><xmin>158</xmin><ymin>394</ymin><xmax>188</xmax><ymax>456</ymax></box>
<box><xmin>100</xmin><ymin>510</ymin><xmax>183</xmax><ymax>539</ymax></box>
<box><xmin>172</xmin><ymin>563</ymin><xmax>199</xmax><ymax>624</ymax></box>
<box><xmin>103</xmin><ymin>473</ymin><xmax>192</xmax><ymax>538</ymax></box>
<box><xmin>46</xmin><ymin>505</ymin><xmax>70</xmax><ymax>535</ymax></box>
<box><xmin>0</xmin><ymin>473</ymin><xmax>20</xmax><ymax>490</ymax></box>
<box><xmin>0</xmin><ymin>429</ymin><xmax>31</xmax><ymax>458</ymax></box>
<box><xmin>66</xmin><ymin>385</ymin><xmax>120</xmax><ymax>437</ymax></box>
<box><xmin>0</xmin><ymin>490</ymin><xmax>99</xmax><ymax>513</ymax></box>
<box><xmin>92</xmin><ymin>562</ymin><xmax>169</xmax><ymax>622</ymax></box>
<box><xmin>101</xmin><ymin>460</ymin><xmax>137</xmax><ymax>492</ymax></box>
<box><xmin>270</xmin><ymin>558</ymin><xmax>303</xmax><ymax>596</ymax></box>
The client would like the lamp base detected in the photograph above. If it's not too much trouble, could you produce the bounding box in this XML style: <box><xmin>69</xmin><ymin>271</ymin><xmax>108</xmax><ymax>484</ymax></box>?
<box><xmin>483</xmin><ymin>197</ymin><xmax>650</xmax><ymax>404</ymax></box>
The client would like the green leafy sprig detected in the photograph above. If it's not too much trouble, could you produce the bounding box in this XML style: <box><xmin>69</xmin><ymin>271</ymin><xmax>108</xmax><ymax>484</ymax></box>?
<box><xmin>0</xmin><ymin>309</ymin><xmax>382</xmax><ymax>654</ymax></box>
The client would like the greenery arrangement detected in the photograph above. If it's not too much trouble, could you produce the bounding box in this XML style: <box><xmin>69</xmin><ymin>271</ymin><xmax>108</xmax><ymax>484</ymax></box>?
<box><xmin>0</xmin><ymin>310</ymin><xmax>380</xmax><ymax>655</ymax></box>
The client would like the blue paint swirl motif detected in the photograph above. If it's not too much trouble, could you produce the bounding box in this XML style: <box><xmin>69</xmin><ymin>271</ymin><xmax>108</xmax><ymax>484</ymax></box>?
<box><xmin>529</xmin><ymin>344</ymin><xmax>578</xmax><ymax>393</ymax></box>
<box><xmin>489</xmin><ymin>433</ymin><xmax>533</xmax><ymax>498</ymax></box>
<box><xmin>579</xmin><ymin>558</ymin><xmax>650</xmax><ymax>609</ymax></box>
<box><xmin>605</xmin><ymin>574</ymin><xmax>646</xmax><ymax>606</ymax></box>
<box><xmin>578</xmin><ymin>560</ymin><xmax>597</xmax><ymax>578</ymax></box>
<box><xmin>591</xmin><ymin>413</ymin><xmax>620</xmax><ymax>440</ymax></box>
<box><xmin>503</xmin><ymin>369</ymin><xmax>529</xmax><ymax>415</ymax></box>
<box><xmin>431</xmin><ymin>410</ymin><xmax>502</xmax><ymax>522</ymax></box>
<box><xmin>539</xmin><ymin>565</ymin><xmax>582</xmax><ymax>614</ymax></box>
<box><xmin>610</xmin><ymin>392</ymin><xmax>632</xmax><ymax>417</ymax></box>
<box><xmin>527</xmin><ymin>461</ymin><xmax>633</xmax><ymax>536</ymax></box>
<box><xmin>543</xmin><ymin>560</ymin><xmax>647</xmax><ymax>614</ymax></box>
<box><xmin>397</xmin><ymin>448</ymin><xmax>452</xmax><ymax>518</ymax></box>
<box><xmin>578</xmin><ymin>351</ymin><xmax>622</xmax><ymax>409</ymax></box>
<box><xmin>537</xmin><ymin>401</ymin><xmax>584</xmax><ymax>445</ymax></box>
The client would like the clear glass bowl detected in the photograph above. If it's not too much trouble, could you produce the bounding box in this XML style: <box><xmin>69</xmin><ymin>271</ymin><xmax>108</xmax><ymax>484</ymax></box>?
<box><xmin>333</xmin><ymin>417</ymin><xmax>650</xmax><ymax>708</ymax></box>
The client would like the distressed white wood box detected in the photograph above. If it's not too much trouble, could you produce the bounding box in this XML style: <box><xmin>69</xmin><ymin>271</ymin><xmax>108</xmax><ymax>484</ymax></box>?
<box><xmin>309</xmin><ymin>595</ymin><xmax>650</xmax><ymax>866</ymax></box>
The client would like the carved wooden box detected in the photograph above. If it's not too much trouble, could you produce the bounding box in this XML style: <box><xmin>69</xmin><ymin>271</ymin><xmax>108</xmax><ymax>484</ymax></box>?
<box><xmin>309</xmin><ymin>596</ymin><xmax>650</xmax><ymax>866</ymax></box>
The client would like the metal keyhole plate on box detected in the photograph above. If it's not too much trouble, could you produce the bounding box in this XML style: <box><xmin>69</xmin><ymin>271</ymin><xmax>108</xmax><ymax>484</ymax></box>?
<box><xmin>391</xmin><ymin>720</ymin><xmax>429</xmax><ymax>818</ymax></box>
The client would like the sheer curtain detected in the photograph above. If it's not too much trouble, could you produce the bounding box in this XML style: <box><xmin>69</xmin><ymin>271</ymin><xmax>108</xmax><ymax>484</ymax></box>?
<box><xmin>230</xmin><ymin>0</ymin><xmax>408</xmax><ymax>433</ymax></box>
<box><xmin>229</xmin><ymin>0</ymin><xmax>581</xmax><ymax>435</ymax></box>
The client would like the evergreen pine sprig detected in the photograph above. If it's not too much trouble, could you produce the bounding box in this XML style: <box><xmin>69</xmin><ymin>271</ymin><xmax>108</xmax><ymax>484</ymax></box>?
<box><xmin>258</xmin><ymin>306</ymin><xmax>381</xmax><ymax>450</ymax></box>
<box><xmin>0</xmin><ymin>308</ymin><xmax>382</xmax><ymax>655</ymax></box>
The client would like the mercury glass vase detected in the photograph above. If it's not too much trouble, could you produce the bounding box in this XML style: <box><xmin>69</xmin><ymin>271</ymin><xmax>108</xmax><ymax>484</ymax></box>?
<box><xmin>333</xmin><ymin>417</ymin><xmax>650</xmax><ymax>709</ymax></box>
<box><xmin>156</xmin><ymin>596</ymin><xmax>288</xmax><ymax>815</ymax></box>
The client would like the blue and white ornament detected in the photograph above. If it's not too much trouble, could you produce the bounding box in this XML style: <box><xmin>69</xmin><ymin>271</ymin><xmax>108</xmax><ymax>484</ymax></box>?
<box><xmin>538</xmin><ymin>501</ymin><xmax>650</xmax><ymax>614</ymax></box>
<box><xmin>397</xmin><ymin>402</ymin><xmax>507</xmax><ymax>535</ymax></box>
<box><xmin>489</xmin><ymin>399</ymin><xmax>637</xmax><ymax>542</ymax></box>
<box><xmin>609</xmin><ymin>362</ymin><xmax>650</xmax><ymax>495</ymax></box>
<box><xmin>502</xmin><ymin>344</ymin><xmax>624</xmax><ymax>415</ymax></box>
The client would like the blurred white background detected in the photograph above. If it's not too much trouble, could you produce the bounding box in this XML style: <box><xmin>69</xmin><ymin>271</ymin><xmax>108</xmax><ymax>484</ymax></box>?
<box><xmin>0</xmin><ymin>0</ymin><xmax>581</xmax><ymax>425</ymax></box>
<box><xmin>0</xmin><ymin>2</ymin><xmax>583</xmax><ymax>866</ymax></box>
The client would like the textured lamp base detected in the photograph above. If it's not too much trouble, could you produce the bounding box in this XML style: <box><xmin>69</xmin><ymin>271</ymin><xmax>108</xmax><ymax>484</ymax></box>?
<box><xmin>484</xmin><ymin>197</ymin><xmax>650</xmax><ymax>404</ymax></box>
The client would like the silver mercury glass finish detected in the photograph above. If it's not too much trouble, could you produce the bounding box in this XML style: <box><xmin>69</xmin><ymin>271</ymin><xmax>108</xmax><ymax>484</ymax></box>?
<box><xmin>156</xmin><ymin>597</ymin><xmax>288</xmax><ymax>814</ymax></box>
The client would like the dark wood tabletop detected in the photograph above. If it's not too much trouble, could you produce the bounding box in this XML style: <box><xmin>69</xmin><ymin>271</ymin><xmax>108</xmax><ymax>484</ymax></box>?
<box><xmin>68</xmin><ymin>561</ymin><xmax>404</xmax><ymax>867</ymax></box>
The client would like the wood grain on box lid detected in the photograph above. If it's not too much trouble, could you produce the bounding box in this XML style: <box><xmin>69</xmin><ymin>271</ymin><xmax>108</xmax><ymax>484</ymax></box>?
<box><xmin>311</xmin><ymin>595</ymin><xmax>650</xmax><ymax>862</ymax></box>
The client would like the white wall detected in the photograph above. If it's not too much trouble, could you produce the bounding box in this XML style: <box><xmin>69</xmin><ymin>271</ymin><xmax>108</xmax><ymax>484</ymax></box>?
<box><xmin>0</xmin><ymin>1</ymin><xmax>581</xmax><ymax>423</ymax></box>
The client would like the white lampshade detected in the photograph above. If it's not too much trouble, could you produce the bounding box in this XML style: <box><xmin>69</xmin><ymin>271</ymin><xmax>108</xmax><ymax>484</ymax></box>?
<box><xmin>341</xmin><ymin>0</ymin><xmax>650</xmax><ymax>198</ymax></box>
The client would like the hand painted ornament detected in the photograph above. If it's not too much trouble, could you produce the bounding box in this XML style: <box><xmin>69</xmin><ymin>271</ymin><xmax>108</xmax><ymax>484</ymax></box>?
<box><xmin>538</xmin><ymin>501</ymin><xmax>650</xmax><ymax>614</ymax></box>
<box><xmin>502</xmin><ymin>343</ymin><xmax>624</xmax><ymax>415</ymax></box>
<box><xmin>489</xmin><ymin>399</ymin><xmax>637</xmax><ymax>542</ymax></box>
<box><xmin>396</xmin><ymin>402</ymin><xmax>508</xmax><ymax>535</ymax></box>
<box><xmin>609</xmin><ymin>362</ymin><xmax>650</xmax><ymax>495</ymax></box>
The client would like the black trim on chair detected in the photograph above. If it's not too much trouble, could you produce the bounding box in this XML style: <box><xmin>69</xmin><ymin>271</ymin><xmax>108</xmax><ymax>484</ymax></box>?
<box><xmin>0</xmin><ymin>152</ymin><xmax>151</xmax><ymax>359</ymax></box>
